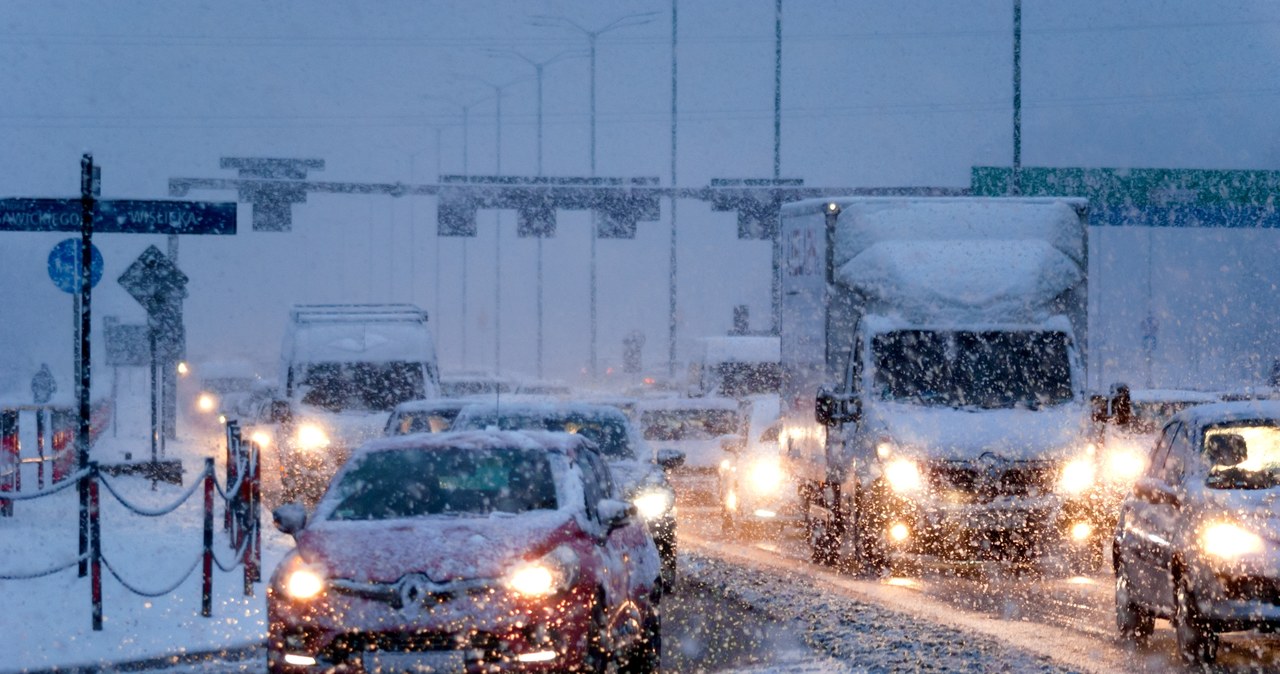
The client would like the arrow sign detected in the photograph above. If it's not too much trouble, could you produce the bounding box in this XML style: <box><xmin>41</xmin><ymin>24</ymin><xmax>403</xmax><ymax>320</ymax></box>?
<box><xmin>118</xmin><ymin>246</ymin><xmax>188</xmax><ymax>314</ymax></box>
<box><xmin>0</xmin><ymin>198</ymin><xmax>236</xmax><ymax>235</ymax></box>
<box><xmin>47</xmin><ymin>238</ymin><xmax>104</xmax><ymax>294</ymax></box>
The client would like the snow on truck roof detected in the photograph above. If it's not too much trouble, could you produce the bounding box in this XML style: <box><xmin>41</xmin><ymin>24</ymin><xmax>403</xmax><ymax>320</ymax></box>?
<box><xmin>699</xmin><ymin>336</ymin><xmax>780</xmax><ymax>365</ymax></box>
<box><xmin>283</xmin><ymin>304</ymin><xmax>436</xmax><ymax>364</ymax></box>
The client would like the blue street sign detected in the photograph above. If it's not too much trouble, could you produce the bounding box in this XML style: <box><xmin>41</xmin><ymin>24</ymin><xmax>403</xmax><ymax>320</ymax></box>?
<box><xmin>0</xmin><ymin>198</ymin><xmax>236</xmax><ymax>235</ymax></box>
<box><xmin>48</xmin><ymin>238</ymin><xmax>104</xmax><ymax>293</ymax></box>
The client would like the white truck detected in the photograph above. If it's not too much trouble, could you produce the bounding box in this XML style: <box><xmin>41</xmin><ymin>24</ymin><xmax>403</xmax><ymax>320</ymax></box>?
<box><xmin>778</xmin><ymin>196</ymin><xmax>1105</xmax><ymax>572</ymax></box>
<box><xmin>269</xmin><ymin>304</ymin><xmax>440</xmax><ymax>503</ymax></box>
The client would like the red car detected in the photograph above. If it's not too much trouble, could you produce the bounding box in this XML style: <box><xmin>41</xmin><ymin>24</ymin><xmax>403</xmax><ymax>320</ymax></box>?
<box><xmin>267</xmin><ymin>430</ymin><xmax>663</xmax><ymax>673</ymax></box>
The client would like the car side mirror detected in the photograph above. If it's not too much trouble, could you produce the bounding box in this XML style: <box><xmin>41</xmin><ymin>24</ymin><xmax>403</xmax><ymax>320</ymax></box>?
<box><xmin>273</xmin><ymin>502</ymin><xmax>308</xmax><ymax>535</ymax></box>
<box><xmin>1090</xmin><ymin>394</ymin><xmax>1110</xmax><ymax>424</ymax></box>
<box><xmin>656</xmin><ymin>448</ymin><xmax>685</xmax><ymax>471</ymax></box>
<box><xmin>816</xmin><ymin>387</ymin><xmax>861</xmax><ymax>426</ymax></box>
<box><xmin>1133</xmin><ymin>477</ymin><xmax>1179</xmax><ymax>508</ymax></box>
<box><xmin>597</xmin><ymin>498</ymin><xmax>635</xmax><ymax>533</ymax></box>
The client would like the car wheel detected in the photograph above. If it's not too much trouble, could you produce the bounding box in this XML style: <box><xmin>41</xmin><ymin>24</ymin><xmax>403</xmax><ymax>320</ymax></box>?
<box><xmin>619</xmin><ymin>607</ymin><xmax>661</xmax><ymax>673</ymax></box>
<box><xmin>807</xmin><ymin>508</ymin><xmax>839</xmax><ymax>566</ymax></box>
<box><xmin>1173</xmin><ymin>577</ymin><xmax>1218</xmax><ymax>664</ymax></box>
<box><xmin>852</xmin><ymin>488</ymin><xmax>888</xmax><ymax>576</ymax></box>
<box><xmin>580</xmin><ymin>593</ymin><xmax>610</xmax><ymax>673</ymax></box>
<box><xmin>1113</xmin><ymin>563</ymin><xmax>1153</xmax><ymax>644</ymax></box>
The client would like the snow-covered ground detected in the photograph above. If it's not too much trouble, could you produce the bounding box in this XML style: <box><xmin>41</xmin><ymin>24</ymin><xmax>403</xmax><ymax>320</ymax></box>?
<box><xmin>0</xmin><ymin>404</ymin><xmax>293</xmax><ymax>673</ymax></box>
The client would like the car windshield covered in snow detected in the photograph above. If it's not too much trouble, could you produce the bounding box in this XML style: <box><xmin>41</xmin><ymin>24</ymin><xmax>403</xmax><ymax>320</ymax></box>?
<box><xmin>640</xmin><ymin>409</ymin><xmax>740</xmax><ymax>441</ymax></box>
<box><xmin>297</xmin><ymin>361</ymin><xmax>425</xmax><ymax>412</ymax></box>
<box><xmin>872</xmin><ymin>330</ymin><xmax>1073</xmax><ymax>409</ymax></box>
<box><xmin>456</xmin><ymin>410</ymin><xmax>636</xmax><ymax>460</ymax></box>
<box><xmin>1203</xmin><ymin>423</ymin><xmax>1280</xmax><ymax>490</ymax></box>
<box><xmin>325</xmin><ymin>446</ymin><xmax>557</xmax><ymax>520</ymax></box>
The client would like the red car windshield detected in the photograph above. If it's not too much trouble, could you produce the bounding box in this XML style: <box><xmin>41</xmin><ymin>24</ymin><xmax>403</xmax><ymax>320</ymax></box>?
<box><xmin>326</xmin><ymin>447</ymin><xmax>558</xmax><ymax>520</ymax></box>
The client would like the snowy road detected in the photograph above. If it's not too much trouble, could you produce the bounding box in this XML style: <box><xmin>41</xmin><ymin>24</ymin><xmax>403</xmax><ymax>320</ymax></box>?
<box><xmin>675</xmin><ymin>492</ymin><xmax>1280</xmax><ymax>673</ymax></box>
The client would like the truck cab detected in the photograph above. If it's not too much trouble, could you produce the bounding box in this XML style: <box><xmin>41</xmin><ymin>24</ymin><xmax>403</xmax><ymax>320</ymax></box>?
<box><xmin>779</xmin><ymin>197</ymin><xmax>1105</xmax><ymax>572</ymax></box>
<box><xmin>270</xmin><ymin>304</ymin><xmax>440</xmax><ymax>503</ymax></box>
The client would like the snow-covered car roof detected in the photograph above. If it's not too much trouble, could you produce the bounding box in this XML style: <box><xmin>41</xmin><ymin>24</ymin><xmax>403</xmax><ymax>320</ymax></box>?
<box><xmin>454</xmin><ymin>400</ymin><xmax>633</xmax><ymax>425</ymax></box>
<box><xmin>1127</xmin><ymin>388</ymin><xmax>1220</xmax><ymax>404</ymax></box>
<box><xmin>391</xmin><ymin>397</ymin><xmax>485</xmax><ymax>414</ymax></box>
<box><xmin>1167</xmin><ymin>399</ymin><xmax>1280</xmax><ymax>430</ymax></box>
<box><xmin>354</xmin><ymin>429</ymin><xmax>591</xmax><ymax>458</ymax></box>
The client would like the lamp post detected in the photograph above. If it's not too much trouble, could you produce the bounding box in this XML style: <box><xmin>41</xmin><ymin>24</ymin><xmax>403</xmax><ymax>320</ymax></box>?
<box><xmin>488</xmin><ymin>49</ymin><xmax>586</xmax><ymax>379</ymax></box>
<box><xmin>479</xmin><ymin>78</ymin><xmax>523</xmax><ymax>375</ymax></box>
<box><xmin>531</xmin><ymin>11</ymin><xmax>658</xmax><ymax>380</ymax></box>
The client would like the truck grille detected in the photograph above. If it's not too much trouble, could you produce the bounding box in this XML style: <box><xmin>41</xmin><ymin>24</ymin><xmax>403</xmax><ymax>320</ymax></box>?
<box><xmin>927</xmin><ymin>459</ymin><xmax>1057</xmax><ymax>504</ymax></box>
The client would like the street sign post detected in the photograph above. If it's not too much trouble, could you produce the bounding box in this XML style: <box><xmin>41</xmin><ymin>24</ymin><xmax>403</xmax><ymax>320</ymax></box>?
<box><xmin>119</xmin><ymin>245</ymin><xmax>189</xmax><ymax>459</ymax></box>
<box><xmin>1</xmin><ymin>198</ymin><xmax>236</xmax><ymax>234</ymax></box>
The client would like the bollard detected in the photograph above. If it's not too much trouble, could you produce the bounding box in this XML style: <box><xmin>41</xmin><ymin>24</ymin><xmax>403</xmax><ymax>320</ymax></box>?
<box><xmin>223</xmin><ymin>422</ymin><xmax>236</xmax><ymax>533</ymax></box>
<box><xmin>249</xmin><ymin>441</ymin><xmax>261</xmax><ymax>584</ymax></box>
<box><xmin>202</xmin><ymin>458</ymin><xmax>214</xmax><ymax>617</ymax></box>
<box><xmin>89</xmin><ymin>463</ymin><xmax>102</xmax><ymax>631</ymax></box>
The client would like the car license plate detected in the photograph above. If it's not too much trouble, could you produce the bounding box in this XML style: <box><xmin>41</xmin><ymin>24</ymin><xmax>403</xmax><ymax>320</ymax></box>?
<box><xmin>362</xmin><ymin>650</ymin><xmax>466</xmax><ymax>673</ymax></box>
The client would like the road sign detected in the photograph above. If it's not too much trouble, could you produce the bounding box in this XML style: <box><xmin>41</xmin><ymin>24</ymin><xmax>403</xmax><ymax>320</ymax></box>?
<box><xmin>118</xmin><ymin>245</ymin><xmax>188</xmax><ymax>314</ymax></box>
<box><xmin>0</xmin><ymin>198</ymin><xmax>236</xmax><ymax>235</ymax></box>
<box><xmin>47</xmin><ymin>238</ymin><xmax>103</xmax><ymax>293</ymax></box>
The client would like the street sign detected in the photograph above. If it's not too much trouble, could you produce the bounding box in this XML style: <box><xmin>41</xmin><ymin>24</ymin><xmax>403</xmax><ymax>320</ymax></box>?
<box><xmin>47</xmin><ymin>238</ymin><xmax>103</xmax><ymax>293</ymax></box>
<box><xmin>118</xmin><ymin>245</ymin><xmax>188</xmax><ymax>314</ymax></box>
<box><xmin>0</xmin><ymin>198</ymin><xmax>236</xmax><ymax>235</ymax></box>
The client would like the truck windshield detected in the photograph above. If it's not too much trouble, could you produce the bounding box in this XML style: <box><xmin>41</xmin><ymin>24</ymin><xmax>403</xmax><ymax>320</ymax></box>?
<box><xmin>872</xmin><ymin>330</ymin><xmax>1073</xmax><ymax>409</ymax></box>
<box><xmin>298</xmin><ymin>361</ymin><xmax>425</xmax><ymax>412</ymax></box>
<box><xmin>709</xmin><ymin>362</ymin><xmax>782</xmax><ymax>397</ymax></box>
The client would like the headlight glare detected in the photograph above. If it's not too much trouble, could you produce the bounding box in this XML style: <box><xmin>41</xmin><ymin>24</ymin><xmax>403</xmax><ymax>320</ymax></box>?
<box><xmin>197</xmin><ymin>393</ymin><xmax>217</xmax><ymax>413</ymax></box>
<box><xmin>1202</xmin><ymin>522</ymin><xmax>1264</xmax><ymax>559</ymax></box>
<box><xmin>506</xmin><ymin>546</ymin><xmax>578</xmax><ymax>597</ymax></box>
<box><xmin>296</xmin><ymin>423</ymin><xmax>331</xmax><ymax>451</ymax></box>
<box><xmin>1057</xmin><ymin>457</ymin><xmax>1096</xmax><ymax>495</ymax></box>
<box><xmin>746</xmin><ymin>458</ymin><xmax>784</xmax><ymax>495</ymax></box>
<box><xmin>884</xmin><ymin>458</ymin><xmax>923</xmax><ymax>494</ymax></box>
<box><xmin>633</xmin><ymin>490</ymin><xmax>674</xmax><ymax>519</ymax></box>
<box><xmin>284</xmin><ymin>567</ymin><xmax>325</xmax><ymax>600</ymax></box>
<box><xmin>1104</xmin><ymin>448</ymin><xmax>1145</xmax><ymax>483</ymax></box>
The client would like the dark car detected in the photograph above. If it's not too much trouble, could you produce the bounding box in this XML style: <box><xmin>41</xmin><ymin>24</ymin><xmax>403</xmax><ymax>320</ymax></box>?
<box><xmin>1113</xmin><ymin>400</ymin><xmax>1280</xmax><ymax>664</ymax></box>
<box><xmin>267</xmin><ymin>430</ymin><xmax>662</xmax><ymax>673</ymax></box>
<box><xmin>383</xmin><ymin>398</ymin><xmax>478</xmax><ymax>436</ymax></box>
<box><xmin>452</xmin><ymin>402</ymin><xmax>684</xmax><ymax>589</ymax></box>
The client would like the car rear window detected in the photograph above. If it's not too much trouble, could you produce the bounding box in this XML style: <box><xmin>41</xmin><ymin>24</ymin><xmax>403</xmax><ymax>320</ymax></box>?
<box><xmin>326</xmin><ymin>447</ymin><xmax>557</xmax><ymax>520</ymax></box>
<box><xmin>640</xmin><ymin>409</ymin><xmax>740</xmax><ymax>441</ymax></box>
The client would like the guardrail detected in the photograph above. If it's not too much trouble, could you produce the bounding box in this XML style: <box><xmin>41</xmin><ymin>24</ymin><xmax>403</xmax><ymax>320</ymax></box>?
<box><xmin>0</xmin><ymin>421</ymin><xmax>261</xmax><ymax>630</ymax></box>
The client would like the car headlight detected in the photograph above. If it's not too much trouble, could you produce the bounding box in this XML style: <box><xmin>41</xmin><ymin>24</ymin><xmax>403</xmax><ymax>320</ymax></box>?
<box><xmin>1202</xmin><ymin>522</ymin><xmax>1264</xmax><ymax>559</ymax></box>
<box><xmin>1057</xmin><ymin>457</ymin><xmax>1096</xmax><ymax>495</ymax></box>
<box><xmin>746</xmin><ymin>457</ymin><xmax>785</xmax><ymax>495</ymax></box>
<box><xmin>197</xmin><ymin>393</ymin><xmax>217</xmax><ymax>413</ymax></box>
<box><xmin>506</xmin><ymin>546</ymin><xmax>579</xmax><ymax>597</ymax></box>
<box><xmin>1103</xmin><ymin>448</ymin><xmax>1145</xmax><ymax>484</ymax></box>
<box><xmin>633</xmin><ymin>489</ymin><xmax>674</xmax><ymax>520</ymax></box>
<box><xmin>283</xmin><ymin>566</ymin><xmax>325</xmax><ymax>600</ymax></box>
<box><xmin>295</xmin><ymin>423</ymin><xmax>331</xmax><ymax>451</ymax></box>
<box><xmin>884</xmin><ymin>458</ymin><xmax>923</xmax><ymax>494</ymax></box>
<box><xmin>250</xmin><ymin>430</ymin><xmax>272</xmax><ymax>448</ymax></box>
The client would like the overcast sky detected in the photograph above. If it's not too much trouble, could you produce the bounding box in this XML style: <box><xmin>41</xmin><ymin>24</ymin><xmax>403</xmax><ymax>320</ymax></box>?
<box><xmin>2</xmin><ymin>0</ymin><xmax>1279</xmax><ymax>399</ymax></box>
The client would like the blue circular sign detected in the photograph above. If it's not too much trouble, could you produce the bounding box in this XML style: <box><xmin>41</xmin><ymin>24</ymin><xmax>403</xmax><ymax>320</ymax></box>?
<box><xmin>47</xmin><ymin>238</ymin><xmax>104</xmax><ymax>294</ymax></box>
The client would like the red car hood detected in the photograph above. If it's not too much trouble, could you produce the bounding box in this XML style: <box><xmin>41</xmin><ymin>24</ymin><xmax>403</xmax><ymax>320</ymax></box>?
<box><xmin>297</xmin><ymin>510</ymin><xmax>579</xmax><ymax>583</ymax></box>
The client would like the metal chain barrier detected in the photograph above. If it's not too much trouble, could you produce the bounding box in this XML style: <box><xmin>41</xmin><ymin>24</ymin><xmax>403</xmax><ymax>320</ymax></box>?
<box><xmin>0</xmin><ymin>467</ymin><xmax>90</xmax><ymax>500</ymax></box>
<box><xmin>0</xmin><ymin>553</ymin><xmax>88</xmax><ymax>581</ymax></box>
<box><xmin>98</xmin><ymin>472</ymin><xmax>203</xmax><ymax>517</ymax></box>
<box><xmin>100</xmin><ymin>550</ymin><xmax>202</xmax><ymax>598</ymax></box>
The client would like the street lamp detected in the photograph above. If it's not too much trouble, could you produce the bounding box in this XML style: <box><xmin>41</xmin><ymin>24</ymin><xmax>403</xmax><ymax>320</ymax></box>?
<box><xmin>531</xmin><ymin>11</ymin><xmax>658</xmax><ymax>380</ymax></box>
<box><xmin>488</xmin><ymin>48</ymin><xmax>587</xmax><ymax>378</ymax></box>
<box><xmin>478</xmin><ymin>77</ymin><xmax>524</xmax><ymax>375</ymax></box>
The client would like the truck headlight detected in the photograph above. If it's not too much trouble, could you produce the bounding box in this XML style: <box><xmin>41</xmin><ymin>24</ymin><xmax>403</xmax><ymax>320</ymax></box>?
<box><xmin>884</xmin><ymin>458</ymin><xmax>923</xmax><ymax>494</ymax></box>
<box><xmin>1202</xmin><ymin>522</ymin><xmax>1264</xmax><ymax>559</ymax></box>
<box><xmin>1057</xmin><ymin>457</ymin><xmax>1096</xmax><ymax>495</ymax></box>
<box><xmin>633</xmin><ymin>489</ymin><xmax>675</xmax><ymax>520</ymax></box>
<box><xmin>506</xmin><ymin>546</ymin><xmax>579</xmax><ymax>597</ymax></box>
<box><xmin>746</xmin><ymin>458</ymin><xmax>785</xmax><ymax>495</ymax></box>
<box><xmin>295</xmin><ymin>423</ymin><xmax>331</xmax><ymax>451</ymax></box>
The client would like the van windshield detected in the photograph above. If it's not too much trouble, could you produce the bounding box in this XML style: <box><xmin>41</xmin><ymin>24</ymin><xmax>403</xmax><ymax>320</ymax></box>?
<box><xmin>872</xmin><ymin>330</ymin><xmax>1074</xmax><ymax>409</ymax></box>
<box><xmin>298</xmin><ymin>361</ymin><xmax>425</xmax><ymax>412</ymax></box>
